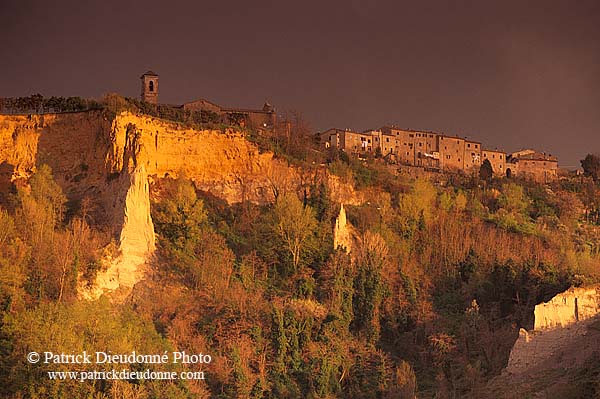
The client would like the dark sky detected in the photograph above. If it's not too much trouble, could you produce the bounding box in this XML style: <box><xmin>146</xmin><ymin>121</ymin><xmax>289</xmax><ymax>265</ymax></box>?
<box><xmin>2</xmin><ymin>0</ymin><xmax>599</xmax><ymax>168</ymax></box>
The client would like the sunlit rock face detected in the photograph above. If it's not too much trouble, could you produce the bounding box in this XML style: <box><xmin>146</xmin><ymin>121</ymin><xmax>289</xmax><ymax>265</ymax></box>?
<box><xmin>334</xmin><ymin>204</ymin><xmax>352</xmax><ymax>252</ymax></box>
<box><xmin>0</xmin><ymin>110</ymin><xmax>367</xmax><ymax>299</ymax></box>
<box><xmin>505</xmin><ymin>286</ymin><xmax>600</xmax><ymax>375</ymax></box>
<box><xmin>533</xmin><ymin>286</ymin><xmax>600</xmax><ymax>330</ymax></box>
<box><xmin>81</xmin><ymin>123</ymin><xmax>155</xmax><ymax>299</ymax></box>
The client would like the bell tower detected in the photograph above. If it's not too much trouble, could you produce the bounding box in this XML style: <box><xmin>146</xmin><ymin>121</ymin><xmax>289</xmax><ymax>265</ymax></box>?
<box><xmin>140</xmin><ymin>71</ymin><xmax>159</xmax><ymax>104</ymax></box>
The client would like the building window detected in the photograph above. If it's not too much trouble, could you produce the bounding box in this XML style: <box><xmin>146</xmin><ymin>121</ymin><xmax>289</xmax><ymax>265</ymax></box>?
<box><xmin>467</xmin><ymin>143</ymin><xmax>471</xmax><ymax>148</ymax></box>
<box><xmin>475</xmin><ymin>144</ymin><xmax>478</xmax><ymax>149</ymax></box>
<box><xmin>409</xmin><ymin>134</ymin><xmax>414</xmax><ymax>137</ymax></box>
<box><xmin>458</xmin><ymin>158</ymin><xmax>461</xmax><ymax>162</ymax></box>
<box><xmin>149</xmin><ymin>81</ymin><xmax>154</xmax><ymax>92</ymax></box>
<box><xmin>492</xmin><ymin>154</ymin><xmax>495</xmax><ymax>158</ymax></box>
<box><xmin>500</xmin><ymin>155</ymin><xmax>503</xmax><ymax>159</ymax></box>
<box><xmin>419</xmin><ymin>143</ymin><xmax>422</xmax><ymax>147</ymax></box>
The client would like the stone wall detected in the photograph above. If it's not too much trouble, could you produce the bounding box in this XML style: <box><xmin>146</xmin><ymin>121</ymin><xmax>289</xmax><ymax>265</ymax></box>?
<box><xmin>438</xmin><ymin>135</ymin><xmax>464</xmax><ymax>170</ymax></box>
<box><xmin>482</xmin><ymin>149</ymin><xmax>506</xmax><ymax>176</ymax></box>
<box><xmin>463</xmin><ymin>140</ymin><xmax>482</xmax><ymax>172</ymax></box>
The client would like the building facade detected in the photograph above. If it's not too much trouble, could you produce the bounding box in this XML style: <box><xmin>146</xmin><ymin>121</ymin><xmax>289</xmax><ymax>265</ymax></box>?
<box><xmin>438</xmin><ymin>135</ymin><xmax>465</xmax><ymax>171</ymax></box>
<box><xmin>506</xmin><ymin>150</ymin><xmax>558</xmax><ymax>182</ymax></box>
<box><xmin>320</xmin><ymin>125</ymin><xmax>559</xmax><ymax>182</ymax></box>
<box><xmin>482</xmin><ymin>149</ymin><xmax>506</xmax><ymax>176</ymax></box>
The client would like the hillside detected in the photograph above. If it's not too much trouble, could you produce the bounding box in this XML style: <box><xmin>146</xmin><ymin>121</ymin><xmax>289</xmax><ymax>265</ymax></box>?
<box><xmin>1</xmin><ymin>105</ymin><xmax>600</xmax><ymax>398</ymax></box>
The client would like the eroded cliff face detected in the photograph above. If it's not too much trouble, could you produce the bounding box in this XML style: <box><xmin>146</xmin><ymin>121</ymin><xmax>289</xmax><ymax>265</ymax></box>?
<box><xmin>109</xmin><ymin>112</ymin><xmax>282</xmax><ymax>203</ymax></box>
<box><xmin>82</xmin><ymin>123</ymin><xmax>156</xmax><ymax>299</ymax></box>
<box><xmin>0</xmin><ymin>111</ymin><xmax>113</xmax><ymax>200</ymax></box>
<box><xmin>533</xmin><ymin>286</ymin><xmax>600</xmax><ymax>330</ymax></box>
<box><xmin>505</xmin><ymin>286</ymin><xmax>600</xmax><ymax>375</ymax></box>
<box><xmin>0</xmin><ymin>110</ymin><xmax>362</xmax><ymax>298</ymax></box>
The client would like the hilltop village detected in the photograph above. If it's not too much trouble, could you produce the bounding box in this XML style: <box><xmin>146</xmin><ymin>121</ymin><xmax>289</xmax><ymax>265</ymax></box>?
<box><xmin>0</xmin><ymin>70</ymin><xmax>560</xmax><ymax>184</ymax></box>
<box><xmin>139</xmin><ymin>71</ymin><xmax>560</xmax><ymax>183</ymax></box>
<box><xmin>318</xmin><ymin>127</ymin><xmax>558</xmax><ymax>183</ymax></box>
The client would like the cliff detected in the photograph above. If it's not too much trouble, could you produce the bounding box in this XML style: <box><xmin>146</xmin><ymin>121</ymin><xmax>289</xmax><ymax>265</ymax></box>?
<box><xmin>481</xmin><ymin>286</ymin><xmax>600</xmax><ymax>397</ymax></box>
<box><xmin>0</xmin><ymin>110</ymin><xmax>361</xmax><ymax>298</ymax></box>
<box><xmin>533</xmin><ymin>286</ymin><xmax>600</xmax><ymax>330</ymax></box>
<box><xmin>505</xmin><ymin>286</ymin><xmax>600</xmax><ymax>374</ymax></box>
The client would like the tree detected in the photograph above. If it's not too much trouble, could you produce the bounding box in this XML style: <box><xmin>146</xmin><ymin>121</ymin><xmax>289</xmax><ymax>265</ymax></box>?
<box><xmin>273</xmin><ymin>192</ymin><xmax>317</xmax><ymax>270</ymax></box>
<box><xmin>479</xmin><ymin>159</ymin><xmax>493</xmax><ymax>181</ymax></box>
<box><xmin>498</xmin><ymin>183</ymin><xmax>528</xmax><ymax>214</ymax></box>
<box><xmin>152</xmin><ymin>177</ymin><xmax>207</xmax><ymax>252</ymax></box>
<box><xmin>352</xmin><ymin>232</ymin><xmax>388</xmax><ymax>344</ymax></box>
<box><xmin>581</xmin><ymin>154</ymin><xmax>600</xmax><ymax>182</ymax></box>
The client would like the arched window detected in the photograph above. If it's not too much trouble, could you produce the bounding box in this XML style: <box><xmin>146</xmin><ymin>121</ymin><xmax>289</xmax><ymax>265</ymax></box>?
<box><xmin>149</xmin><ymin>81</ymin><xmax>154</xmax><ymax>92</ymax></box>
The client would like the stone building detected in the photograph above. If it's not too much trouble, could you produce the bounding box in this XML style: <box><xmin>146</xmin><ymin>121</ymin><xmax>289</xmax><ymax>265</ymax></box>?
<box><xmin>379</xmin><ymin>126</ymin><xmax>439</xmax><ymax>167</ymax></box>
<box><xmin>183</xmin><ymin>98</ymin><xmax>276</xmax><ymax>128</ymax></box>
<box><xmin>438</xmin><ymin>135</ymin><xmax>465</xmax><ymax>171</ymax></box>
<box><xmin>463</xmin><ymin>139</ymin><xmax>482</xmax><ymax>171</ymax></box>
<box><xmin>506</xmin><ymin>150</ymin><xmax>558</xmax><ymax>182</ymax></box>
<box><xmin>319</xmin><ymin>125</ymin><xmax>558</xmax><ymax>182</ymax></box>
<box><xmin>140</xmin><ymin>71</ymin><xmax>159</xmax><ymax>104</ymax></box>
<box><xmin>482</xmin><ymin>149</ymin><xmax>506</xmax><ymax>176</ymax></box>
<box><xmin>138</xmin><ymin>71</ymin><xmax>276</xmax><ymax>128</ymax></box>
<box><xmin>319</xmin><ymin>128</ymin><xmax>378</xmax><ymax>155</ymax></box>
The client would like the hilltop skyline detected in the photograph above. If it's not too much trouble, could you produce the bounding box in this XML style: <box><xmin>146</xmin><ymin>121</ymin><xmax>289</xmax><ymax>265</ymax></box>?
<box><xmin>2</xmin><ymin>0</ymin><xmax>599</xmax><ymax>168</ymax></box>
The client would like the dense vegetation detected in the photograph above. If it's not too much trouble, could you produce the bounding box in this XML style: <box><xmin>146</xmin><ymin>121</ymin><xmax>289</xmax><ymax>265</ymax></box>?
<box><xmin>0</xmin><ymin>94</ymin><xmax>103</xmax><ymax>114</ymax></box>
<box><xmin>0</xmin><ymin>94</ymin><xmax>222</xmax><ymax>130</ymax></box>
<box><xmin>1</xmin><ymin>122</ymin><xmax>600</xmax><ymax>397</ymax></box>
